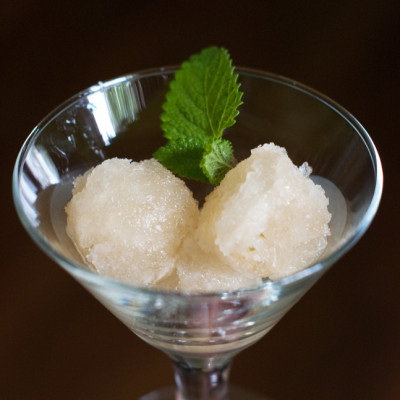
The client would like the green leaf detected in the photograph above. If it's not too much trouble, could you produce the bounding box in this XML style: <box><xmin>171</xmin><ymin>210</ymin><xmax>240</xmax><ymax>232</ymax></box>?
<box><xmin>201</xmin><ymin>138</ymin><xmax>234</xmax><ymax>185</ymax></box>
<box><xmin>153</xmin><ymin>137</ymin><xmax>209</xmax><ymax>183</ymax></box>
<box><xmin>154</xmin><ymin>46</ymin><xmax>243</xmax><ymax>184</ymax></box>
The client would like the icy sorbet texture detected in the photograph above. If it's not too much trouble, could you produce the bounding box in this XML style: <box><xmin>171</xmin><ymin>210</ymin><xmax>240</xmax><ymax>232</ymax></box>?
<box><xmin>65</xmin><ymin>143</ymin><xmax>331</xmax><ymax>291</ymax></box>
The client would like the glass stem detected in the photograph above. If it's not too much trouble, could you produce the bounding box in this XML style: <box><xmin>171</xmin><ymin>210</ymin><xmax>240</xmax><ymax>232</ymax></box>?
<box><xmin>173</xmin><ymin>361</ymin><xmax>231</xmax><ymax>400</ymax></box>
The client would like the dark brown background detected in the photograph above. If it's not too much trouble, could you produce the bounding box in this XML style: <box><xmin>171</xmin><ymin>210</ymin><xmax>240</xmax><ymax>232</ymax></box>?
<box><xmin>2</xmin><ymin>1</ymin><xmax>399</xmax><ymax>399</ymax></box>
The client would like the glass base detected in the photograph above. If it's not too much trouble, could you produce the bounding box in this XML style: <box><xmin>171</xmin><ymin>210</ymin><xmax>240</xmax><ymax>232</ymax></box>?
<box><xmin>139</xmin><ymin>385</ymin><xmax>273</xmax><ymax>400</ymax></box>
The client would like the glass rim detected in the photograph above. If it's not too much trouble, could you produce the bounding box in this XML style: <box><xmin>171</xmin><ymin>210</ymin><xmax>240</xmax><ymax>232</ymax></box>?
<box><xmin>12</xmin><ymin>66</ymin><xmax>384</xmax><ymax>298</ymax></box>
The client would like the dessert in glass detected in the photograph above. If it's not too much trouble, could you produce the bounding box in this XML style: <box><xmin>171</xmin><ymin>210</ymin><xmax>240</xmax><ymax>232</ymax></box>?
<box><xmin>13</xmin><ymin>65</ymin><xmax>383</xmax><ymax>399</ymax></box>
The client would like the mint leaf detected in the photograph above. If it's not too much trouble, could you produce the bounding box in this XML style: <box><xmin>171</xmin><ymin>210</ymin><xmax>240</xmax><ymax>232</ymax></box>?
<box><xmin>161</xmin><ymin>47</ymin><xmax>243</xmax><ymax>140</ymax></box>
<box><xmin>153</xmin><ymin>138</ymin><xmax>208</xmax><ymax>183</ymax></box>
<box><xmin>201</xmin><ymin>139</ymin><xmax>234</xmax><ymax>185</ymax></box>
<box><xmin>154</xmin><ymin>46</ymin><xmax>243</xmax><ymax>185</ymax></box>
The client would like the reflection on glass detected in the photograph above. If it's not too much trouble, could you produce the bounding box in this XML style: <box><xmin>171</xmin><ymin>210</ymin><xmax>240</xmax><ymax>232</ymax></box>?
<box><xmin>88</xmin><ymin>82</ymin><xmax>140</xmax><ymax>145</ymax></box>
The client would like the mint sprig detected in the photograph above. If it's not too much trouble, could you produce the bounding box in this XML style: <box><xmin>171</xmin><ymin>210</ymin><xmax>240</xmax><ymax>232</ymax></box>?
<box><xmin>153</xmin><ymin>46</ymin><xmax>243</xmax><ymax>185</ymax></box>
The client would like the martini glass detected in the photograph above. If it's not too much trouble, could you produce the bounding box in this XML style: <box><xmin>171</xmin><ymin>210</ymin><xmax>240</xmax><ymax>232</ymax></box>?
<box><xmin>13</xmin><ymin>67</ymin><xmax>382</xmax><ymax>399</ymax></box>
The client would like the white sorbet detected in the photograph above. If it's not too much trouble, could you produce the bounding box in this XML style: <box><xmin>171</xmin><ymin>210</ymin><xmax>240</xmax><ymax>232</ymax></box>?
<box><xmin>195</xmin><ymin>143</ymin><xmax>331</xmax><ymax>280</ymax></box>
<box><xmin>175</xmin><ymin>234</ymin><xmax>262</xmax><ymax>292</ymax></box>
<box><xmin>65</xmin><ymin>158</ymin><xmax>199</xmax><ymax>287</ymax></box>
